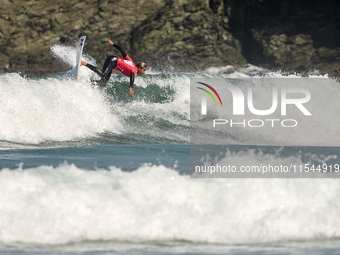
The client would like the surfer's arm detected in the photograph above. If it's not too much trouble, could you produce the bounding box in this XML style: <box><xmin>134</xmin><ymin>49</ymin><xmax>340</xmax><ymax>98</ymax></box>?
<box><xmin>130</xmin><ymin>72</ymin><xmax>135</xmax><ymax>88</ymax></box>
<box><xmin>113</xmin><ymin>44</ymin><xmax>127</xmax><ymax>58</ymax></box>
<box><xmin>107</xmin><ymin>40</ymin><xmax>127</xmax><ymax>58</ymax></box>
<box><xmin>129</xmin><ymin>72</ymin><xmax>135</xmax><ymax>97</ymax></box>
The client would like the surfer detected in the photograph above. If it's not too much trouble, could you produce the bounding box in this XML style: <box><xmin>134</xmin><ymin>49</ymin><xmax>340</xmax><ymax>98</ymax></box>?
<box><xmin>80</xmin><ymin>39</ymin><xmax>146</xmax><ymax>97</ymax></box>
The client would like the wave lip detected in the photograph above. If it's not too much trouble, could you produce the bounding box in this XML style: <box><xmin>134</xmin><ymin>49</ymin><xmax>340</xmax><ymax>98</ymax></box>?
<box><xmin>1</xmin><ymin>43</ymin><xmax>335</xmax><ymax>147</ymax></box>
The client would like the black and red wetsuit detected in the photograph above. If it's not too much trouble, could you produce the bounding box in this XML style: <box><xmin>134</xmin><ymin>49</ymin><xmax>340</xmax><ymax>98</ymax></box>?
<box><xmin>85</xmin><ymin>44</ymin><xmax>137</xmax><ymax>87</ymax></box>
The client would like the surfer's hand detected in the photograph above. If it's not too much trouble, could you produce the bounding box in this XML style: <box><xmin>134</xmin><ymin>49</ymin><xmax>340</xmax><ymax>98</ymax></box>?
<box><xmin>129</xmin><ymin>87</ymin><xmax>134</xmax><ymax>97</ymax></box>
<box><xmin>108</xmin><ymin>39</ymin><xmax>114</xmax><ymax>46</ymax></box>
<box><xmin>80</xmin><ymin>60</ymin><xmax>87</xmax><ymax>66</ymax></box>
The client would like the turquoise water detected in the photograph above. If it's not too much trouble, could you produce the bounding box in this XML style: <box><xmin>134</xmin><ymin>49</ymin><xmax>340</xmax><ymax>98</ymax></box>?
<box><xmin>0</xmin><ymin>144</ymin><xmax>190</xmax><ymax>173</ymax></box>
<box><xmin>1</xmin><ymin>45</ymin><xmax>340</xmax><ymax>254</ymax></box>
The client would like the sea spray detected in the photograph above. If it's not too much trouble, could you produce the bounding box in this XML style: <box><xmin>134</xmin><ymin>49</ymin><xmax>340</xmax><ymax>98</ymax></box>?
<box><xmin>0</xmin><ymin>73</ymin><xmax>121</xmax><ymax>144</ymax></box>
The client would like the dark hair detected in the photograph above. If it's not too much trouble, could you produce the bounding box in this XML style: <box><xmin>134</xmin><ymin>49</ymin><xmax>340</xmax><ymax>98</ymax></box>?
<box><xmin>136</xmin><ymin>62</ymin><xmax>146</xmax><ymax>69</ymax></box>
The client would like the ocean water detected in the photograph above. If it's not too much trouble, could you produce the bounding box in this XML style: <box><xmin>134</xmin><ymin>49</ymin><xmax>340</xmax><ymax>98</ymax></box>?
<box><xmin>0</xmin><ymin>45</ymin><xmax>340</xmax><ymax>255</ymax></box>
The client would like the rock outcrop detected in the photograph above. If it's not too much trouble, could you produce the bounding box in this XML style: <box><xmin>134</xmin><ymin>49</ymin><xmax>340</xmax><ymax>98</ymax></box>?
<box><xmin>0</xmin><ymin>0</ymin><xmax>339</xmax><ymax>77</ymax></box>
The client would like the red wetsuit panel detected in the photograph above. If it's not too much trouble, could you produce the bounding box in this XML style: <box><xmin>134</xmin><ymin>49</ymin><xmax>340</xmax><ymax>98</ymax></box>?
<box><xmin>114</xmin><ymin>55</ymin><xmax>137</xmax><ymax>77</ymax></box>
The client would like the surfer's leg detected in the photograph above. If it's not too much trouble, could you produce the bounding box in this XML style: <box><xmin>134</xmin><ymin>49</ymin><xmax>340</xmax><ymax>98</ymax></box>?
<box><xmin>84</xmin><ymin>56</ymin><xmax>117</xmax><ymax>77</ymax></box>
<box><xmin>86</xmin><ymin>56</ymin><xmax>118</xmax><ymax>87</ymax></box>
<box><xmin>86</xmin><ymin>56</ymin><xmax>117</xmax><ymax>86</ymax></box>
<box><xmin>99</xmin><ymin>55</ymin><xmax>117</xmax><ymax>85</ymax></box>
<box><xmin>84</xmin><ymin>64</ymin><xmax>103</xmax><ymax>77</ymax></box>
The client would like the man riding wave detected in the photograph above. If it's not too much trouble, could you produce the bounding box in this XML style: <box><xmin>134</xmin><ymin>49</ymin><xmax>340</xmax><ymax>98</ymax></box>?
<box><xmin>81</xmin><ymin>39</ymin><xmax>146</xmax><ymax>97</ymax></box>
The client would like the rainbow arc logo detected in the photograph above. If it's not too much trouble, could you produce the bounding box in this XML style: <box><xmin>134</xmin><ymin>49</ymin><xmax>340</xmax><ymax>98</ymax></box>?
<box><xmin>196</xmin><ymin>82</ymin><xmax>222</xmax><ymax>115</ymax></box>
<box><xmin>196</xmin><ymin>82</ymin><xmax>222</xmax><ymax>106</ymax></box>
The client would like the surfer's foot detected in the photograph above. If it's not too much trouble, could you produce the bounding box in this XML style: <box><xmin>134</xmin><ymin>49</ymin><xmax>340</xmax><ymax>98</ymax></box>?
<box><xmin>80</xmin><ymin>60</ymin><xmax>87</xmax><ymax>66</ymax></box>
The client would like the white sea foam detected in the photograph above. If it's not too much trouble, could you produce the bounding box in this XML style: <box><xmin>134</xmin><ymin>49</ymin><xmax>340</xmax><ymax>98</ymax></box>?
<box><xmin>0</xmin><ymin>149</ymin><xmax>340</xmax><ymax>245</ymax></box>
<box><xmin>1</xmin><ymin>43</ymin><xmax>337</xmax><ymax>146</ymax></box>
<box><xmin>0</xmin><ymin>73</ymin><xmax>121</xmax><ymax>144</ymax></box>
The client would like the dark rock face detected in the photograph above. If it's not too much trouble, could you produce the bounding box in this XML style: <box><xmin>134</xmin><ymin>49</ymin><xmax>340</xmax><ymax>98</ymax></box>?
<box><xmin>0</xmin><ymin>0</ymin><xmax>339</xmax><ymax>77</ymax></box>
<box><xmin>131</xmin><ymin>0</ymin><xmax>246</xmax><ymax>72</ymax></box>
<box><xmin>227</xmin><ymin>0</ymin><xmax>340</xmax><ymax>74</ymax></box>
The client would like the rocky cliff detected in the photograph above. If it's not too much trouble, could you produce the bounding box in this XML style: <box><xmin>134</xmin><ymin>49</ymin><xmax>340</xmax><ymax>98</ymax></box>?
<box><xmin>0</xmin><ymin>0</ymin><xmax>339</xmax><ymax>77</ymax></box>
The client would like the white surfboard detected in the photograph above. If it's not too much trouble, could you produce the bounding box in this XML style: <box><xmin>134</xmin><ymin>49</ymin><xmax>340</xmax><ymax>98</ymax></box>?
<box><xmin>74</xmin><ymin>36</ymin><xmax>86</xmax><ymax>80</ymax></box>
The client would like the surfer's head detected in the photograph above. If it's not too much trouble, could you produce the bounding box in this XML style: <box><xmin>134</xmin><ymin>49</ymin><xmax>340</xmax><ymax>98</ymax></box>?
<box><xmin>136</xmin><ymin>62</ymin><xmax>147</xmax><ymax>75</ymax></box>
